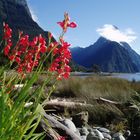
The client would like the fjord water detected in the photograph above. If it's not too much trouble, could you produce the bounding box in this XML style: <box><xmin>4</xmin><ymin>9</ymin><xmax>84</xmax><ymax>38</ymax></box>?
<box><xmin>111</xmin><ymin>73</ymin><xmax>140</xmax><ymax>81</ymax></box>
<box><xmin>71</xmin><ymin>72</ymin><xmax>140</xmax><ymax>81</ymax></box>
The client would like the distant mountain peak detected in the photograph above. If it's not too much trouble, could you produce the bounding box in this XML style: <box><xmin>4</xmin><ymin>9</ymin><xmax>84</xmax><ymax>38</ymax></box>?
<box><xmin>96</xmin><ymin>36</ymin><xmax>110</xmax><ymax>43</ymax></box>
<box><xmin>71</xmin><ymin>37</ymin><xmax>140</xmax><ymax>73</ymax></box>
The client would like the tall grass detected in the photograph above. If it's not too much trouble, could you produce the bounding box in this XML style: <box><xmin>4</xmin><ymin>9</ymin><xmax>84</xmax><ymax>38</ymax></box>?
<box><xmin>52</xmin><ymin>76</ymin><xmax>140</xmax><ymax>128</ymax></box>
<box><xmin>54</xmin><ymin>76</ymin><xmax>135</xmax><ymax>103</ymax></box>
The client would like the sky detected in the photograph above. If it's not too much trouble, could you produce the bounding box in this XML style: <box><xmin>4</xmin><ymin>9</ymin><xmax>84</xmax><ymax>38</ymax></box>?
<box><xmin>27</xmin><ymin>0</ymin><xmax>140</xmax><ymax>54</ymax></box>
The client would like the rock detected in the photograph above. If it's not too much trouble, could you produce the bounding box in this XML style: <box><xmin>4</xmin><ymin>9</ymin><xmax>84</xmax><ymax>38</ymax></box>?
<box><xmin>86</xmin><ymin>128</ymin><xmax>96</xmax><ymax>140</ymax></box>
<box><xmin>81</xmin><ymin>135</ymin><xmax>87</xmax><ymax>140</ymax></box>
<box><xmin>75</xmin><ymin>129</ymin><xmax>81</xmax><ymax>137</ymax></box>
<box><xmin>102</xmin><ymin>138</ymin><xmax>109</xmax><ymax>140</ymax></box>
<box><xmin>80</xmin><ymin>127</ymin><xmax>89</xmax><ymax>136</ymax></box>
<box><xmin>93</xmin><ymin>129</ymin><xmax>104</xmax><ymax>140</ymax></box>
<box><xmin>87</xmin><ymin>135</ymin><xmax>101</xmax><ymax>140</ymax></box>
<box><xmin>124</xmin><ymin>130</ymin><xmax>131</xmax><ymax>138</ymax></box>
<box><xmin>113</xmin><ymin>132</ymin><xmax>125</xmax><ymax>140</ymax></box>
<box><xmin>102</xmin><ymin>132</ymin><xmax>112</xmax><ymax>140</ymax></box>
<box><xmin>62</xmin><ymin>118</ymin><xmax>77</xmax><ymax>132</ymax></box>
<box><xmin>98</xmin><ymin>127</ymin><xmax>110</xmax><ymax>133</ymax></box>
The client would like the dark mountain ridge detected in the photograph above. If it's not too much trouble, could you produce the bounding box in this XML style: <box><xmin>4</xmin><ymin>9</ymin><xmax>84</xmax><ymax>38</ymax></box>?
<box><xmin>71</xmin><ymin>37</ymin><xmax>140</xmax><ymax>73</ymax></box>
<box><xmin>0</xmin><ymin>0</ymin><xmax>56</xmax><ymax>65</ymax></box>
<box><xmin>0</xmin><ymin>0</ymin><xmax>51</xmax><ymax>39</ymax></box>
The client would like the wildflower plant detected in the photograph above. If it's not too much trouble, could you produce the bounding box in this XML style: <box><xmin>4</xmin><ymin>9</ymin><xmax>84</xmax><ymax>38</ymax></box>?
<box><xmin>0</xmin><ymin>13</ymin><xmax>77</xmax><ymax>140</ymax></box>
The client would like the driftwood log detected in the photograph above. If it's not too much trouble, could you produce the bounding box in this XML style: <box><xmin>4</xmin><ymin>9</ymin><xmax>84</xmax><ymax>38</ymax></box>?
<box><xmin>40</xmin><ymin>113</ymin><xmax>81</xmax><ymax>140</ymax></box>
<box><xmin>43</xmin><ymin>99</ymin><xmax>93</xmax><ymax>109</ymax></box>
<box><xmin>43</xmin><ymin>97</ymin><xmax>121</xmax><ymax>110</ymax></box>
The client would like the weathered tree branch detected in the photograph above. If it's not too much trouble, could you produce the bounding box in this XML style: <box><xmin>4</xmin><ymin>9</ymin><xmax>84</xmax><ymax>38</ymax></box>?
<box><xmin>95</xmin><ymin>97</ymin><xmax>121</xmax><ymax>105</ymax></box>
<box><xmin>44</xmin><ymin>99</ymin><xmax>93</xmax><ymax>109</ymax></box>
<box><xmin>40</xmin><ymin>113</ymin><xmax>81</xmax><ymax>140</ymax></box>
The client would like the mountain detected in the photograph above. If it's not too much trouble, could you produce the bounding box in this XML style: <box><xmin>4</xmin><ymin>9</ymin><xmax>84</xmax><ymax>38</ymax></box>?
<box><xmin>71</xmin><ymin>37</ymin><xmax>140</xmax><ymax>73</ymax></box>
<box><xmin>120</xmin><ymin>42</ymin><xmax>140</xmax><ymax>71</ymax></box>
<box><xmin>0</xmin><ymin>0</ymin><xmax>56</xmax><ymax>65</ymax></box>
<box><xmin>0</xmin><ymin>0</ymin><xmax>52</xmax><ymax>39</ymax></box>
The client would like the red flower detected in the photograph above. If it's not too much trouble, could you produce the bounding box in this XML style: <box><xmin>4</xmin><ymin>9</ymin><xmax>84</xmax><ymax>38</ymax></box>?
<box><xmin>38</xmin><ymin>34</ymin><xmax>46</xmax><ymax>45</ymax></box>
<box><xmin>4</xmin><ymin>45</ymin><xmax>10</xmax><ymax>56</ymax></box>
<box><xmin>19</xmin><ymin>35</ymin><xmax>29</xmax><ymax>47</ymax></box>
<box><xmin>40</xmin><ymin>45</ymin><xmax>47</xmax><ymax>53</ymax></box>
<box><xmin>15</xmin><ymin>57</ymin><xmax>21</xmax><ymax>64</ymax></box>
<box><xmin>57</xmin><ymin>21</ymin><xmax>65</xmax><ymax>29</ymax></box>
<box><xmin>57</xmin><ymin>12</ymin><xmax>77</xmax><ymax>32</ymax></box>
<box><xmin>17</xmin><ymin>66</ymin><xmax>23</xmax><ymax>73</ymax></box>
<box><xmin>3</xmin><ymin>22</ymin><xmax>12</xmax><ymax>40</ymax></box>
<box><xmin>68</xmin><ymin>22</ymin><xmax>77</xmax><ymax>28</ymax></box>
<box><xmin>9</xmin><ymin>55</ymin><xmax>15</xmax><ymax>61</ymax></box>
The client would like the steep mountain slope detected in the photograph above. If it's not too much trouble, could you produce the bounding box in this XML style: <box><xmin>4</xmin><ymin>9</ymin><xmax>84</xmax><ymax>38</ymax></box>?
<box><xmin>71</xmin><ymin>37</ymin><xmax>140</xmax><ymax>72</ymax></box>
<box><xmin>0</xmin><ymin>0</ymin><xmax>50</xmax><ymax>38</ymax></box>
<box><xmin>120</xmin><ymin>42</ymin><xmax>140</xmax><ymax>71</ymax></box>
<box><xmin>0</xmin><ymin>0</ymin><xmax>56</xmax><ymax>65</ymax></box>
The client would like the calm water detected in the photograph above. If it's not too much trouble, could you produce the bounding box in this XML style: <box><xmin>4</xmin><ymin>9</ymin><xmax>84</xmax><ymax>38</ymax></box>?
<box><xmin>110</xmin><ymin>73</ymin><xmax>140</xmax><ymax>81</ymax></box>
<box><xmin>71</xmin><ymin>72</ymin><xmax>140</xmax><ymax>82</ymax></box>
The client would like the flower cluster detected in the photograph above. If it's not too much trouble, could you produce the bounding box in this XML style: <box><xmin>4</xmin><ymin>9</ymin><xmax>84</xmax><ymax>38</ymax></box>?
<box><xmin>3</xmin><ymin>22</ymin><xmax>12</xmax><ymax>39</ymax></box>
<box><xmin>49</xmin><ymin>13</ymin><xmax>77</xmax><ymax>79</ymax></box>
<box><xmin>3</xmin><ymin>26</ymin><xmax>47</xmax><ymax>73</ymax></box>
<box><xmin>3</xmin><ymin>23</ymin><xmax>12</xmax><ymax>56</ymax></box>
<box><xmin>48</xmin><ymin>37</ymin><xmax>72</xmax><ymax>79</ymax></box>
<box><xmin>3</xmin><ymin>13</ymin><xmax>77</xmax><ymax>79</ymax></box>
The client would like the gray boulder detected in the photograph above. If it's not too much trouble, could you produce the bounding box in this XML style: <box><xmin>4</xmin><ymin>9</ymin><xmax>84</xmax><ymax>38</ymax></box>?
<box><xmin>98</xmin><ymin>127</ymin><xmax>110</xmax><ymax>133</ymax></box>
<box><xmin>86</xmin><ymin>129</ymin><xmax>96</xmax><ymax>140</ymax></box>
<box><xmin>113</xmin><ymin>132</ymin><xmax>125</xmax><ymax>140</ymax></box>
<box><xmin>81</xmin><ymin>135</ymin><xmax>87</xmax><ymax>140</ymax></box>
<box><xmin>80</xmin><ymin>127</ymin><xmax>89</xmax><ymax>136</ymax></box>
<box><xmin>102</xmin><ymin>132</ymin><xmax>112</xmax><ymax>140</ymax></box>
<box><xmin>124</xmin><ymin>130</ymin><xmax>131</xmax><ymax>138</ymax></box>
<box><xmin>93</xmin><ymin>129</ymin><xmax>104</xmax><ymax>140</ymax></box>
<box><xmin>62</xmin><ymin>118</ymin><xmax>77</xmax><ymax>132</ymax></box>
<box><xmin>87</xmin><ymin>135</ymin><xmax>101</xmax><ymax>140</ymax></box>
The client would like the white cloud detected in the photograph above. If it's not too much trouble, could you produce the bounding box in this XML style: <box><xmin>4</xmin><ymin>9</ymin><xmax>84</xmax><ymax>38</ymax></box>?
<box><xmin>125</xmin><ymin>28</ymin><xmax>135</xmax><ymax>35</ymax></box>
<box><xmin>96</xmin><ymin>24</ymin><xmax>137</xmax><ymax>44</ymax></box>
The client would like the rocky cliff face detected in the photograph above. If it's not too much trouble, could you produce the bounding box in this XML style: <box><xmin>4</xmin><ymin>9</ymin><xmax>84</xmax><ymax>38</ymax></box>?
<box><xmin>0</xmin><ymin>0</ymin><xmax>50</xmax><ymax>39</ymax></box>
<box><xmin>11</xmin><ymin>0</ymin><xmax>31</xmax><ymax>17</ymax></box>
